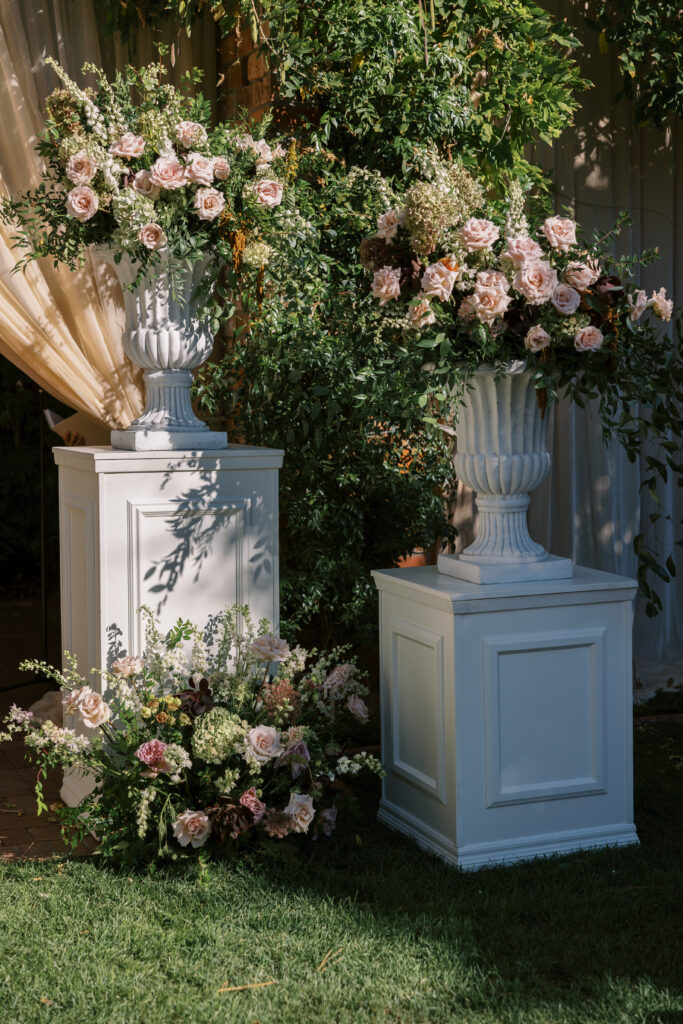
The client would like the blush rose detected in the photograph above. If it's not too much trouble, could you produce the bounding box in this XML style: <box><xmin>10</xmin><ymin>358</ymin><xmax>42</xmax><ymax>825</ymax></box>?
<box><xmin>524</xmin><ymin>325</ymin><xmax>551</xmax><ymax>353</ymax></box>
<box><xmin>66</xmin><ymin>185</ymin><xmax>99</xmax><ymax>221</ymax></box>
<box><xmin>574</xmin><ymin>325</ymin><xmax>604</xmax><ymax>351</ymax></box>
<box><xmin>542</xmin><ymin>216</ymin><xmax>577</xmax><ymax>252</ymax></box>
<box><xmin>194</xmin><ymin>187</ymin><xmax>225</xmax><ymax>221</ymax></box>
<box><xmin>65</xmin><ymin>151</ymin><xmax>98</xmax><ymax>185</ymax></box>
<box><xmin>551</xmin><ymin>283</ymin><xmax>581</xmax><ymax>315</ymax></box>
<box><xmin>109</xmin><ymin>133</ymin><xmax>145</xmax><ymax>158</ymax></box>
<box><xmin>253</xmin><ymin>179</ymin><xmax>283</xmax><ymax>207</ymax></box>
<box><xmin>149</xmin><ymin>155</ymin><xmax>187</xmax><ymax>190</ymax></box>
<box><xmin>372</xmin><ymin>266</ymin><xmax>402</xmax><ymax>305</ymax></box>
<box><xmin>459</xmin><ymin>217</ymin><xmax>500</xmax><ymax>252</ymax></box>
<box><xmin>513</xmin><ymin>261</ymin><xmax>558</xmax><ymax>305</ymax></box>
<box><xmin>172</xmin><ymin>809</ymin><xmax>211</xmax><ymax>848</ymax></box>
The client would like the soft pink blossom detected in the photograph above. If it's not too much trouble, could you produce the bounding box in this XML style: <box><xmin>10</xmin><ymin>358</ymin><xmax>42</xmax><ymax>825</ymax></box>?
<box><xmin>574</xmin><ymin>325</ymin><xmax>604</xmax><ymax>351</ymax></box>
<box><xmin>135</xmin><ymin>739</ymin><xmax>168</xmax><ymax>768</ymax></box>
<box><xmin>648</xmin><ymin>287</ymin><xmax>673</xmax><ymax>321</ymax></box>
<box><xmin>421</xmin><ymin>262</ymin><xmax>458</xmax><ymax>301</ymax></box>
<box><xmin>501</xmin><ymin>235</ymin><xmax>544</xmax><ymax>268</ymax></box>
<box><xmin>272</xmin><ymin>143</ymin><xmax>287</xmax><ymax>159</ymax></box>
<box><xmin>250</xmin><ymin>635</ymin><xmax>291</xmax><ymax>662</ymax></box>
<box><xmin>66</xmin><ymin>185</ymin><xmax>99</xmax><ymax>221</ymax></box>
<box><xmin>185</xmin><ymin>152</ymin><xmax>214</xmax><ymax>186</ymax></box>
<box><xmin>65</xmin><ymin>150</ymin><xmax>98</xmax><ymax>185</ymax></box>
<box><xmin>193</xmin><ymin>187</ymin><xmax>225</xmax><ymax>221</ymax></box>
<box><xmin>542</xmin><ymin>216</ymin><xmax>577</xmax><ymax>252</ymax></box>
<box><xmin>376</xmin><ymin>209</ymin><xmax>404</xmax><ymax>243</ymax></box>
<box><xmin>253</xmin><ymin>179</ymin><xmax>283</xmax><ymax>207</ymax></box>
<box><xmin>112</xmin><ymin>655</ymin><xmax>144</xmax><ymax>678</ymax></box>
<box><xmin>407</xmin><ymin>294</ymin><xmax>436</xmax><ymax>330</ymax></box>
<box><xmin>251</xmin><ymin>139</ymin><xmax>273</xmax><ymax>163</ymax></box>
<box><xmin>284</xmin><ymin>792</ymin><xmax>315</xmax><ymax>834</ymax></box>
<box><xmin>172</xmin><ymin>809</ymin><xmax>211</xmax><ymax>848</ymax></box>
<box><xmin>63</xmin><ymin>686</ymin><xmax>110</xmax><ymax>727</ymax></box>
<box><xmin>628</xmin><ymin>289</ymin><xmax>648</xmax><ymax>321</ymax></box>
<box><xmin>175</xmin><ymin>120</ymin><xmax>208</xmax><ymax>148</ymax></box>
<box><xmin>244</xmin><ymin>725</ymin><xmax>283</xmax><ymax>764</ymax></box>
<box><xmin>109</xmin><ymin>133</ymin><xmax>145</xmax><ymax>158</ymax></box>
<box><xmin>131</xmin><ymin>170</ymin><xmax>160</xmax><ymax>199</ymax></box>
<box><xmin>513</xmin><ymin>260</ymin><xmax>558</xmax><ymax>305</ymax></box>
<box><xmin>459</xmin><ymin>217</ymin><xmax>500</xmax><ymax>252</ymax></box>
<box><xmin>212</xmin><ymin>156</ymin><xmax>231</xmax><ymax>180</ymax></box>
<box><xmin>551</xmin><ymin>283</ymin><xmax>581</xmax><ymax>315</ymax></box>
<box><xmin>457</xmin><ymin>295</ymin><xmax>477</xmax><ymax>320</ymax></box>
<box><xmin>239</xmin><ymin>787</ymin><xmax>266</xmax><ymax>823</ymax></box>
<box><xmin>563</xmin><ymin>260</ymin><xmax>600</xmax><ymax>292</ymax></box>
<box><xmin>469</xmin><ymin>282</ymin><xmax>512</xmax><ymax>325</ymax></box>
<box><xmin>346</xmin><ymin>693</ymin><xmax>369</xmax><ymax>724</ymax></box>
<box><xmin>476</xmin><ymin>269</ymin><xmax>509</xmax><ymax>293</ymax></box>
<box><xmin>149</xmin><ymin>155</ymin><xmax>187</xmax><ymax>190</ymax></box>
<box><xmin>138</xmin><ymin>222</ymin><xmax>167</xmax><ymax>251</ymax></box>
<box><xmin>524</xmin><ymin>325</ymin><xmax>552</xmax><ymax>353</ymax></box>
<box><xmin>372</xmin><ymin>266</ymin><xmax>402</xmax><ymax>305</ymax></box>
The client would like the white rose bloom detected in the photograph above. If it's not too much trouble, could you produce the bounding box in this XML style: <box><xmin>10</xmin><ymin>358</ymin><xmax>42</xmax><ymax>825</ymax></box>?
<box><xmin>524</xmin><ymin>325</ymin><xmax>552</xmax><ymax>353</ymax></box>
<box><xmin>376</xmin><ymin>209</ymin><xmax>404</xmax><ymax>243</ymax></box>
<box><xmin>648</xmin><ymin>287</ymin><xmax>674</xmax><ymax>322</ymax></box>
<box><xmin>284</xmin><ymin>792</ymin><xmax>316</xmax><ymax>834</ymax></box>
<box><xmin>551</xmin><ymin>283</ymin><xmax>581</xmax><ymax>315</ymax></box>
<box><xmin>372</xmin><ymin>266</ymin><xmax>402</xmax><ymax>305</ymax></box>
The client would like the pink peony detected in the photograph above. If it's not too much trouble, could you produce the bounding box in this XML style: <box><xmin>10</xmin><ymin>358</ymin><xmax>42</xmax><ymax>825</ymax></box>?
<box><xmin>284</xmin><ymin>792</ymin><xmax>315</xmax><ymax>834</ymax></box>
<box><xmin>421</xmin><ymin>262</ymin><xmax>458</xmax><ymax>302</ymax></box>
<box><xmin>513</xmin><ymin>260</ymin><xmax>558</xmax><ymax>305</ymax></box>
<box><xmin>459</xmin><ymin>217</ymin><xmax>500</xmax><ymax>252</ymax></box>
<box><xmin>149</xmin><ymin>155</ymin><xmax>187</xmax><ymax>190</ymax></box>
<box><xmin>648</xmin><ymin>287</ymin><xmax>673</xmax><ymax>321</ymax></box>
<box><xmin>372</xmin><ymin>266</ymin><xmax>402</xmax><ymax>305</ymax></box>
<box><xmin>501</xmin><ymin>235</ymin><xmax>544</xmax><ymax>268</ymax></box>
<box><xmin>376</xmin><ymin>209</ymin><xmax>404</xmax><ymax>243</ymax></box>
<box><xmin>109</xmin><ymin>133</ymin><xmax>145</xmax><ymax>158</ymax></box>
<box><xmin>407</xmin><ymin>294</ymin><xmax>436</xmax><ymax>330</ymax></box>
<box><xmin>524</xmin><ymin>325</ymin><xmax>552</xmax><ymax>353</ymax></box>
<box><xmin>175</xmin><ymin>120</ymin><xmax>208</xmax><ymax>148</ymax></box>
<box><xmin>239</xmin><ymin>787</ymin><xmax>266</xmax><ymax>823</ymax></box>
<box><xmin>138</xmin><ymin>222</ymin><xmax>167</xmax><ymax>251</ymax></box>
<box><xmin>135</xmin><ymin>739</ymin><xmax>168</xmax><ymax>767</ymax></box>
<box><xmin>250</xmin><ymin>635</ymin><xmax>291</xmax><ymax>662</ymax></box>
<box><xmin>244</xmin><ymin>725</ymin><xmax>283</xmax><ymax>764</ymax></box>
<box><xmin>574</xmin><ymin>325</ymin><xmax>604</xmax><ymax>351</ymax></box>
<box><xmin>112</xmin><ymin>655</ymin><xmax>144</xmax><ymax>678</ymax></box>
<box><xmin>253</xmin><ymin>179</ymin><xmax>283</xmax><ymax>208</ymax></box>
<box><xmin>65</xmin><ymin>150</ymin><xmax>98</xmax><ymax>185</ymax></box>
<box><xmin>542</xmin><ymin>216</ymin><xmax>577</xmax><ymax>252</ymax></box>
<box><xmin>131</xmin><ymin>169</ymin><xmax>160</xmax><ymax>199</ymax></box>
<box><xmin>185</xmin><ymin>152</ymin><xmax>214</xmax><ymax>186</ymax></box>
<box><xmin>551</xmin><ymin>283</ymin><xmax>581</xmax><ymax>315</ymax></box>
<box><xmin>212</xmin><ymin>156</ymin><xmax>231</xmax><ymax>180</ymax></box>
<box><xmin>172</xmin><ymin>809</ymin><xmax>211</xmax><ymax>848</ymax></box>
<box><xmin>563</xmin><ymin>260</ymin><xmax>600</xmax><ymax>292</ymax></box>
<box><xmin>193</xmin><ymin>187</ymin><xmax>225</xmax><ymax>221</ymax></box>
<box><xmin>66</xmin><ymin>185</ymin><xmax>99</xmax><ymax>222</ymax></box>
<box><xmin>346</xmin><ymin>693</ymin><xmax>369</xmax><ymax>724</ymax></box>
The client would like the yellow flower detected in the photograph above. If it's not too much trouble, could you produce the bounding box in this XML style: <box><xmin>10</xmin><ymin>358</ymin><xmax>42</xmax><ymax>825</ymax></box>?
<box><xmin>166</xmin><ymin>697</ymin><xmax>182</xmax><ymax>711</ymax></box>
<box><xmin>148</xmin><ymin>698</ymin><xmax>159</xmax><ymax>711</ymax></box>
<box><xmin>156</xmin><ymin>711</ymin><xmax>171</xmax><ymax>725</ymax></box>
<box><xmin>179</xmin><ymin>713</ymin><xmax>191</xmax><ymax>727</ymax></box>
<box><xmin>140</xmin><ymin>707</ymin><xmax>152</xmax><ymax>719</ymax></box>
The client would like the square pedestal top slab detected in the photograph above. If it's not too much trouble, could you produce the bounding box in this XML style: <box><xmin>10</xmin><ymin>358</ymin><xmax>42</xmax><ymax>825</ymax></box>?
<box><xmin>53</xmin><ymin>443</ymin><xmax>284</xmax><ymax>474</ymax></box>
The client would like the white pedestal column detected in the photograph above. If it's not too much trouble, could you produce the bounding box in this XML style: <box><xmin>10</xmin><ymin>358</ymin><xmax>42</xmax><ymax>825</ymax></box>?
<box><xmin>55</xmin><ymin>444</ymin><xmax>284</xmax><ymax>806</ymax></box>
<box><xmin>372</xmin><ymin>565</ymin><xmax>638</xmax><ymax>870</ymax></box>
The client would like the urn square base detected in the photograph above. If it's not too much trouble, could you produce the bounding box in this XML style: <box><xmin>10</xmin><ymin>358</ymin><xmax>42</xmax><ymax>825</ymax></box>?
<box><xmin>372</xmin><ymin>565</ymin><xmax>639</xmax><ymax>871</ymax></box>
<box><xmin>438</xmin><ymin>552</ymin><xmax>574</xmax><ymax>584</ymax></box>
<box><xmin>111</xmin><ymin>427</ymin><xmax>228</xmax><ymax>451</ymax></box>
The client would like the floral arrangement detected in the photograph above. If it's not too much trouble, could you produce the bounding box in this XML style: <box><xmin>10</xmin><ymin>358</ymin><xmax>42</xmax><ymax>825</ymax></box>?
<box><xmin>0</xmin><ymin>60</ymin><xmax>291</xmax><ymax>316</ymax></box>
<box><xmin>1</xmin><ymin>606</ymin><xmax>382</xmax><ymax>864</ymax></box>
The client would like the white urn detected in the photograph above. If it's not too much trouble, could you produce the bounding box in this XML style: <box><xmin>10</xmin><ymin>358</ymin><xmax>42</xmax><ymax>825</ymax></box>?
<box><xmin>438</xmin><ymin>362</ymin><xmax>573</xmax><ymax>584</ymax></box>
<box><xmin>101</xmin><ymin>250</ymin><xmax>227</xmax><ymax>451</ymax></box>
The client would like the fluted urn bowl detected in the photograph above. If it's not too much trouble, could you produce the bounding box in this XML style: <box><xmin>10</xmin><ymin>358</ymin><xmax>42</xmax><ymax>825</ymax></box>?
<box><xmin>438</xmin><ymin>361</ymin><xmax>573</xmax><ymax>584</ymax></box>
<box><xmin>98</xmin><ymin>249</ymin><xmax>227</xmax><ymax>451</ymax></box>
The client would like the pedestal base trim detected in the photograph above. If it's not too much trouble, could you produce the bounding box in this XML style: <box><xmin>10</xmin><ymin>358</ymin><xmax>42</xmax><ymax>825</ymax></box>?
<box><xmin>111</xmin><ymin>428</ymin><xmax>228</xmax><ymax>451</ymax></box>
<box><xmin>60</xmin><ymin>767</ymin><xmax>96</xmax><ymax>807</ymax></box>
<box><xmin>438</xmin><ymin>552</ymin><xmax>573</xmax><ymax>584</ymax></box>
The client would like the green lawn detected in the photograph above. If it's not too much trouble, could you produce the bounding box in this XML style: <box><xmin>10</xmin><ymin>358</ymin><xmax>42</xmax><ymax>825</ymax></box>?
<box><xmin>1</xmin><ymin>718</ymin><xmax>682</xmax><ymax>1024</ymax></box>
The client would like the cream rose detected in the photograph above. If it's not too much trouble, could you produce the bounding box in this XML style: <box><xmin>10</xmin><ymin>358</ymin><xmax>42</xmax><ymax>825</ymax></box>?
<box><xmin>551</xmin><ymin>283</ymin><xmax>581</xmax><ymax>315</ymax></box>
<box><xmin>253</xmin><ymin>179</ymin><xmax>283</xmax><ymax>207</ymax></box>
<box><xmin>284</xmin><ymin>792</ymin><xmax>316</xmax><ymax>834</ymax></box>
<box><xmin>563</xmin><ymin>260</ymin><xmax>600</xmax><ymax>292</ymax></box>
<box><xmin>185</xmin><ymin>152</ymin><xmax>214</xmax><ymax>186</ymax></box>
<box><xmin>65</xmin><ymin>150</ymin><xmax>98</xmax><ymax>185</ymax></box>
<box><xmin>476</xmin><ymin>269</ymin><xmax>509</xmax><ymax>293</ymax></box>
<box><xmin>457</xmin><ymin>295</ymin><xmax>477</xmax><ymax>320</ymax></box>
<box><xmin>78</xmin><ymin>688</ymin><xmax>111</xmax><ymax>728</ymax></box>
<box><xmin>372</xmin><ymin>266</ymin><xmax>402</xmax><ymax>305</ymax></box>
<box><xmin>212</xmin><ymin>156</ymin><xmax>231</xmax><ymax>180</ymax></box>
<box><xmin>376</xmin><ymin>209</ymin><xmax>404</xmax><ymax>243</ymax></box>
<box><xmin>175</xmin><ymin>120</ymin><xmax>208</xmax><ymax>148</ymax></box>
<box><xmin>193</xmin><ymin>187</ymin><xmax>225</xmax><ymax>221</ymax></box>
<box><xmin>250</xmin><ymin>635</ymin><xmax>291</xmax><ymax>662</ymax></box>
<box><xmin>542</xmin><ymin>216</ymin><xmax>577</xmax><ymax>252</ymax></box>
<box><xmin>459</xmin><ymin>217</ymin><xmax>500</xmax><ymax>252</ymax></box>
<box><xmin>421</xmin><ymin>262</ymin><xmax>458</xmax><ymax>302</ymax></box>
<box><xmin>574</xmin><ymin>325</ymin><xmax>604</xmax><ymax>351</ymax></box>
<box><xmin>66</xmin><ymin>185</ymin><xmax>99</xmax><ymax>222</ymax></box>
<box><xmin>469</xmin><ymin>283</ymin><xmax>512</xmax><ymax>325</ymax></box>
<box><xmin>524</xmin><ymin>325</ymin><xmax>551</xmax><ymax>353</ymax></box>
<box><xmin>513</xmin><ymin>260</ymin><xmax>558</xmax><ymax>305</ymax></box>
<box><xmin>131</xmin><ymin>169</ymin><xmax>160</xmax><ymax>199</ymax></box>
<box><xmin>149</xmin><ymin>155</ymin><xmax>187</xmax><ymax>190</ymax></box>
<box><xmin>501</xmin><ymin>235</ymin><xmax>544</xmax><ymax>268</ymax></box>
<box><xmin>251</xmin><ymin>139</ymin><xmax>273</xmax><ymax>163</ymax></box>
<box><xmin>245</xmin><ymin>725</ymin><xmax>283</xmax><ymax>764</ymax></box>
<box><xmin>628</xmin><ymin>289</ymin><xmax>648</xmax><ymax>321</ymax></box>
<box><xmin>172</xmin><ymin>809</ymin><xmax>211</xmax><ymax>848</ymax></box>
<box><xmin>346</xmin><ymin>694</ymin><xmax>369</xmax><ymax>724</ymax></box>
<box><xmin>112</xmin><ymin>655</ymin><xmax>144</xmax><ymax>678</ymax></box>
<box><xmin>648</xmin><ymin>287</ymin><xmax>673</xmax><ymax>322</ymax></box>
<box><xmin>138</xmin><ymin>222</ymin><xmax>167</xmax><ymax>251</ymax></box>
<box><xmin>272</xmin><ymin>143</ymin><xmax>287</xmax><ymax>159</ymax></box>
<box><xmin>109</xmin><ymin>133</ymin><xmax>145</xmax><ymax>158</ymax></box>
<box><xmin>407</xmin><ymin>294</ymin><xmax>436</xmax><ymax>330</ymax></box>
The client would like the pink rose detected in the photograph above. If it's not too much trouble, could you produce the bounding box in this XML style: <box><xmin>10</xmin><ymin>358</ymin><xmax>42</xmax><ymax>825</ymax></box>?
<box><xmin>563</xmin><ymin>260</ymin><xmax>600</xmax><ymax>292</ymax></box>
<box><xmin>253</xmin><ymin>179</ymin><xmax>283</xmax><ymax>207</ymax></box>
<box><xmin>346</xmin><ymin>693</ymin><xmax>369</xmax><ymax>724</ymax></box>
<box><xmin>524</xmin><ymin>325</ymin><xmax>551</xmax><ymax>353</ymax></box>
<box><xmin>476</xmin><ymin>269</ymin><xmax>509</xmax><ymax>293</ymax></box>
<box><xmin>574</xmin><ymin>325</ymin><xmax>604</xmax><ymax>351</ymax></box>
<box><xmin>135</xmin><ymin>739</ymin><xmax>168</xmax><ymax>768</ymax></box>
<box><xmin>376</xmin><ymin>209</ymin><xmax>404</xmax><ymax>243</ymax></box>
<box><xmin>551</xmin><ymin>283</ymin><xmax>581</xmax><ymax>315</ymax></box>
<box><xmin>239</xmin><ymin>786</ymin><xmax>266</xmax><ymax>823</ymax></box>
<box><xmin>66</xmin><ymin>185</ymin><xmax>99</xmax><ymax>222</ymax></box>
<box><xmin>250</xmin><ymin>635</ymin><xmax>291</xmax><ymax>662</ymax></box>
<box><xmin>172</xmin><ymin>809</ymin><xmax>211</xmax><ymax>848</ymax></box>
<box><xmin>131</xmin><ymin>170</ymin><xmax>160</xmax><ymax>200</ymax></box>
<box><xmin>193</xmin><ymin>187</ymin><xmax>225</xmax><ymax>221</ymax></box>
<box><xmin>185</xmin><ymin>152</ymin><xmax>214</xmax><ymax>186</ymax></box>
<box><xmin>542</xmin><ymin>216</ymin><xmax>577</xmax><ymax>252</ymax></box>
<box><xmin>648</xmin><ymin>287</ymin><xmax>673</xmax><ymax>322</ymax></box>
<box><xmin>149</xmin><ymin>155</ymin><xmax>187</xmax><ymax>190</ymax></box>
<box><xmin>77</xmin><ymin>689</ymin><xmax>111</xmax><ymax>728</ymax></box>
<box><xmin>212</xmin><ymin>156</ymin><xmax>231</xmax><ymax>180</ymax></box>
<box><xmin>372</xmin><ymin>266</ymin><xmax>402</xmax><ymax>305</ymax></box>
<box><xmin>459</xmin><ymin>217</ymin><xmax>500</xmax><ymax>252</ymax></box>
<box><xmin>138</xmin><ymin>222</ymin><xmax>167</xmax><ymax>251</ymax></box>
<box><xmin>272</xmin><ymin>143</ymin><xmax>287</xmax><ymax>159</ymax></box>
<box><xmin>628</xmin><ymin>289</ymin><xmax>648</xmax><ymax>321</ymax></box>
<box><xmin>421</xmin><ymin>262</ymin><xmax>458</xmax><ymax>301</ymax></box>
<box><xmin>65</xmin><ymin>150</ymin><xmax>98</xmax><ymax>185</ymax></box>
<box><xmin>407</xmin><ymin>294</ymin><xmax>436</xmax><ymax>330</ymax></box>
<box><xmin>513</xmin><ymin>260</ymin><xmax>558</xmax><ymax>305</ymax></box>
<box><xmin>469</xmin><ymin>281</ymin><xmax>512</xmax><ymax>325</ymax></box>
<box><xmin>112</xmin><ymin>655</ymin><xmax>144</xmax><ymax>678</ymax></box>
<box><xmin>457</xmin><ymin>295</ymin><xmax>477</xmax><ymax>321</ymax></box>
<box><xmin>284</xmin><ymin>792</ymin><xmax>315</xmax><ymax>834</ymax></box>
<box><xmin>251</xmin><ymin>139</ymin><xmax>273</xmax><ymax>163</ymax></box>
<box><xmin>235</xmin><ymin>133</ymin><xmax>255</xmax><ymax>151</ymax></box>
<box><xmin>62</xmin><ymin>686</ymin><xmax>92</xmax><ymax>717</ymax></box>
<box><xmin>501</xmin><ymin>235</ymin><xmax>544</xmax><ymax>268</ymax></box>
<box><xmin>245</xmin><ymin>725</ymin><xmax>282</xmax><ymax>764</ymax></box>
<box><xmin>109</xmin><ymin>133</ymin><xmax>145</xmax><ymax>158</ymax></box>
<box><xmin>175</xmin><ymin>120</ymin><xmax>208</xmax><ymax>148</ymax></box>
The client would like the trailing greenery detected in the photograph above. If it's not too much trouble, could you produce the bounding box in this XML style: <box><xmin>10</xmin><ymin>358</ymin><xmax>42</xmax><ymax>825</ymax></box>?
<box><xmin>585</xmin><ymin>0</ymin><xmax>683</xmax><ymax>129</ymax></box>
<box><xmin>1</xmin><ymin>715</ymin><xmax>682</xmax><ymax>1023</ymax></box>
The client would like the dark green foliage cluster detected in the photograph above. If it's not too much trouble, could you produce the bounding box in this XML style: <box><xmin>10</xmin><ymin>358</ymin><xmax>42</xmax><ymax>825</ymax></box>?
<box><xmin>585</xmin><ymin>0</ymin><xmax>683</xmax><ymax>128</ymax></box>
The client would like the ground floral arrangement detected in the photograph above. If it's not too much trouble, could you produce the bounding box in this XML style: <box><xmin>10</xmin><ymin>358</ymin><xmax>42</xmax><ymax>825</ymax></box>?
<box><xmin>1</xmin><ymin>607</ymin><xmax>382</xmax><ymax>864</ymax></box>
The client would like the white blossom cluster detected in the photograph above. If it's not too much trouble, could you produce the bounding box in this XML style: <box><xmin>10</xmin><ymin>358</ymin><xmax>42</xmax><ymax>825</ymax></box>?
<box><xmin>136</xmin><ymin>787</ymin><xmax>157</xmax><ymax>838</ymax></box>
